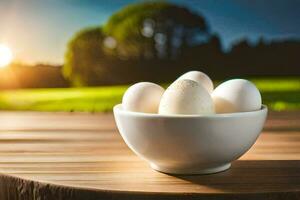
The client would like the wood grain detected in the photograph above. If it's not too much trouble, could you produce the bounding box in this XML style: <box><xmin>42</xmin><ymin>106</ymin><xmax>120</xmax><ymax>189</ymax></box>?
<box><xmin>0</xmin><ymin>111</ymin><xmax>299</xmax><ymax>200</ymax></box>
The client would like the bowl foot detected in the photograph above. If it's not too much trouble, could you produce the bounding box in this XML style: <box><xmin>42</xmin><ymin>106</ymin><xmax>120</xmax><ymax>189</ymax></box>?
<box><xmin>150</xmin><ymin>163</ymin><xmax>231</xmax><ymax>175</ymax></box>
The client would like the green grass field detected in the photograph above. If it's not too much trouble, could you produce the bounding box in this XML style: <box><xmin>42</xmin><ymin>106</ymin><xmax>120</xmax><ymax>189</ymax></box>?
<box><xmin>0</xmin><ymin>78</ymin><xmax>299</xmax><ymax>112</ymax></box>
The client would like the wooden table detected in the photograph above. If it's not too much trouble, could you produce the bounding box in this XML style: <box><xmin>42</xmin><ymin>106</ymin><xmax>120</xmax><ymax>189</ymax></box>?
<box><xmin>0</xmin><ymin>111</ymin><xmax>299</xmax><ymax>200</ymax></box>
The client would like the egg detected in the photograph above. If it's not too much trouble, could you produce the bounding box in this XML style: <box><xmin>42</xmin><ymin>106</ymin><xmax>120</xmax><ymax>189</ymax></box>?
<box><xmin>159</xmin><ymin>79</ymin><xmax>214</xmax><ymax>115</ymax></box>
<box><xmin>177</xmin><ymin>71</ymin><xmax>214</xmax><ymax>93</ymax></box>
<box><xmin>212</xmin><ymin>79</ymin><xmax>262</xmax><ymax>113</ymax></box>
<box><xmin>122</xmin><ymin>82</ymin><xmax>164</xmax><ymax>113</ymax></box>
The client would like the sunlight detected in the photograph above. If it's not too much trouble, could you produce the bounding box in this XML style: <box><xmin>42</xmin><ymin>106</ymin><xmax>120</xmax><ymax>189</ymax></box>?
<box><xmin>0</xmin><ymin>44</ymin><xmax>13</xmax><ymax>68</ymax></box>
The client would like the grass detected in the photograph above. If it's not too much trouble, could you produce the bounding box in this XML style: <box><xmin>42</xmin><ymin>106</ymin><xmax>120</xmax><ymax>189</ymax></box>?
<box><xmin>0</xmin><ymin>77</ymin><xmax>299</xmax><ymax>112</ymax></box>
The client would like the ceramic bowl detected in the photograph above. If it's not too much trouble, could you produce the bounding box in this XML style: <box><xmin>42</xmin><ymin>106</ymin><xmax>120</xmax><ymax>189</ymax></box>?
<box><xmin>113</xmin><ymin>104</ymin><xmax>268</xmax><ymax>174</ymax></box>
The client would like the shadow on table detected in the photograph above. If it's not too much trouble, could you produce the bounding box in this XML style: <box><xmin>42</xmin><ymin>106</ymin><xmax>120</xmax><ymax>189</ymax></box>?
<box><xmin>172</xmin><ymin>160</ymin><xmax>300</xmax><ymax>195</ymax></box>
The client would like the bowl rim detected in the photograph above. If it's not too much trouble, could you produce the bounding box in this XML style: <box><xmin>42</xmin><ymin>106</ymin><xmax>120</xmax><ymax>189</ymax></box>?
<box><xmin>114</xmin><ymin>104</ymin><xmax>268</xmax><ymax>118</ymax></box>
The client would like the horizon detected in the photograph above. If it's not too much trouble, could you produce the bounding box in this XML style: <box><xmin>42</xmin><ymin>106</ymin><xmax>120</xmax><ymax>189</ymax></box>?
<box><xmin>0</xmin><ymin>0</ymin><xmax>300</xmax><ymax>65</ymax></box>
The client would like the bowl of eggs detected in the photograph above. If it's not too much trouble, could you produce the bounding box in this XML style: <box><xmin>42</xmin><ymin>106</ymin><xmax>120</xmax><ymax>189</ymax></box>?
<box><xmin>114</xmin><ymin>71</ymin><xmax>268</xmax><ymax>174</ymax></box>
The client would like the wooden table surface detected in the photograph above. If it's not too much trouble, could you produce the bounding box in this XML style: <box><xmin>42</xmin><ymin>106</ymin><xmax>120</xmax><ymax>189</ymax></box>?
<box><xmin>0</xmin><ymin>111</ymin><xmax>299</xmax><ymax>200</ymax></box>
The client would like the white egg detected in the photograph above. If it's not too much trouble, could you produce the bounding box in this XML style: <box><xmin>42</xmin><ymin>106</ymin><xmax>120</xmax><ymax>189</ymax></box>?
<box><xmin>122</xmin><ymin>82</ymin><xmax>164</xmax><ymax>113</ymax></box>
<box><xmin>177</xmin><ymin>71</ymin><xmax>214</xmax><ymax>93</ymax></box>
<box><xmin>212</xmin><ymin>79</ymin><xmax>262</xmax><ymax>113</ymax></box>
<box><xmin>159</xmin><ymin>79</ymin><xmax>214</xmax><ymax>115</ymax></box>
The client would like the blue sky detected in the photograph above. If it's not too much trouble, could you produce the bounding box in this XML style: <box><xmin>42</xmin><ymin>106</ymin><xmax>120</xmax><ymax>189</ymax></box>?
<box><xmin>0</xmin><ymin>0</ymin><xmax>299</xmax><ymax>64</ymax></box>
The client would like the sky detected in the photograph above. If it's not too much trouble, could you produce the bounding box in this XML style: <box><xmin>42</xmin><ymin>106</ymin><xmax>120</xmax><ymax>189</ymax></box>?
<box><xmin>0</xmin><ymin>0</ymin><xmax>299</xmax><ymax>64</ymax></box>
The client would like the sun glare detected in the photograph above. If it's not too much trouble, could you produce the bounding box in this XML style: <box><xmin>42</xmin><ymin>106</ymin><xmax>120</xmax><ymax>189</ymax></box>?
<box><xmin>0</xmin><ymin>44</ymin><xmax>13</xmax><ymax>68</ymax></box>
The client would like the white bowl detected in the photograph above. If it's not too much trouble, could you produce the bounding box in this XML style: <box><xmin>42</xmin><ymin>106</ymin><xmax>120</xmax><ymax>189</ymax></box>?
<box><xmin>113</xmin><ymin>104</ymin><xmax>268</xmax><ymax>174</ymax></box>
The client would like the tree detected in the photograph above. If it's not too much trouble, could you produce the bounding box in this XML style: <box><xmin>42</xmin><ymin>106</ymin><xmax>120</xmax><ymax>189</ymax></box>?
<box><xmin>63</xmin><ymin>2</ymin><xmax>218</xmax><ymax>86</ymax></box>
<box><xmin>64</xmin><ymin>27</ymin><xmax>105</xmax><ymax>86</ymax></box>
<box><xmin>103</xmin><ymin>2</ymin><xmax>210</xmax><ymax>60</ymax></box>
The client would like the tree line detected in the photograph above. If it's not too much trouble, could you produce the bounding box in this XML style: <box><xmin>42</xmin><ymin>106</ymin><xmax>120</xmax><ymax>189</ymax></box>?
<box><xmin>63</xmin><ymin>1</ymin><xmax>300</xmax><ymax>86</ymax></box>
<box><xmin>0</xmin><ymin>2</ymin><xmax>299</xmax><ymax>89</ymax></box>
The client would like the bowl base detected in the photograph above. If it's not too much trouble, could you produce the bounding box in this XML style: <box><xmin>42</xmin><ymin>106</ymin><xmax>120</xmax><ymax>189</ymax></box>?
<box><xmin>150</xmin><ymin>163</ymin><xmax>231</xmax><ymax>175</ymax></box>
